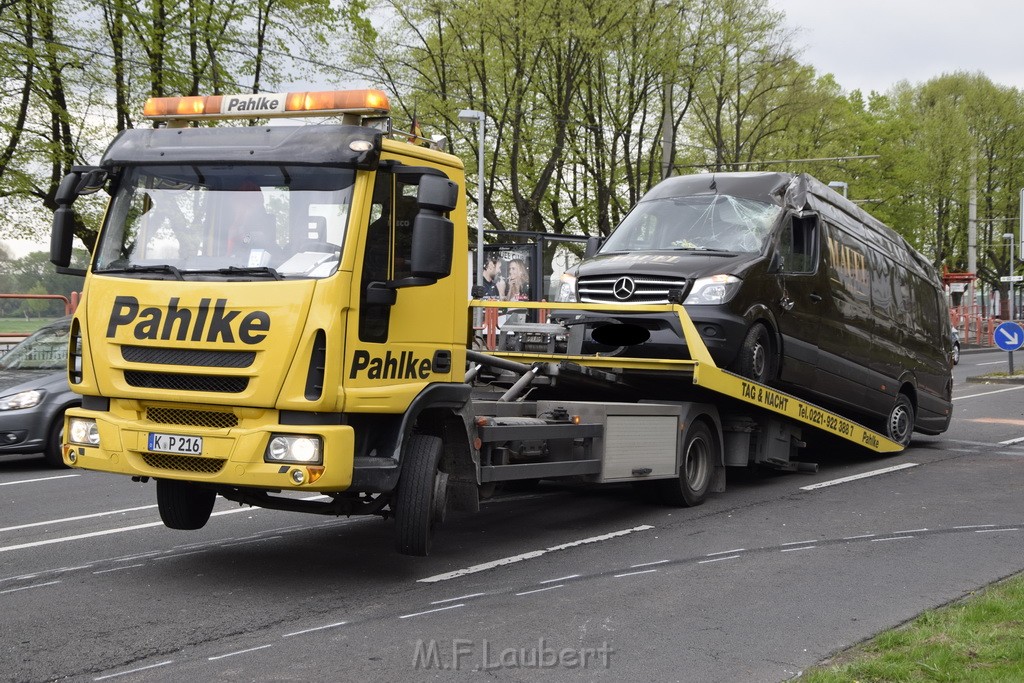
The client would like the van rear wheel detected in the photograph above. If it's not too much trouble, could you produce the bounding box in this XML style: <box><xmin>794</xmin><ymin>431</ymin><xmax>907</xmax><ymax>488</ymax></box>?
<box><xmin>885</xmin><ymin>394</ymin><xmax>915</xmax><ymax>447</ymax></box>
<box><xmin>732</xmin><ymin>322</ymin><xmax>776</xmax><ymax>384</ymax></box>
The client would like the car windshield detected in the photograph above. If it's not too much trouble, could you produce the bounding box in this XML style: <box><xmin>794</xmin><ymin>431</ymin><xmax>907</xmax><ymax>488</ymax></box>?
<box><xmin>93</xmin><ymin>165</ymin><xmax>355</xmax><ymax>279</ymax></box>
<box><xmin>0</xmin><ymin>321</ymin><xmax>70</xmax><ymax>371</ymax></box>
<box><xmin>600</xmin><ymin>194</ymin><xmax>781</xmax><ymax>254</ymax></box>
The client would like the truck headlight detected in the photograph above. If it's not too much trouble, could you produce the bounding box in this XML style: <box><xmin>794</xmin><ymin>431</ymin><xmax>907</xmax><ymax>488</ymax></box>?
<box><xmin>68</xmin><ymin>417</ymin><xmax>100</xmax><ymax>446</ymax></box>
<box><xmin>265</xmin><ymin>434</ymin><xmax>322</xmax><ymax>465</ymax></box>
<box><xmin>684</xmin><ymin>274</ymin><xmax>742</xmax><ymax>305</ymax></box>
<box><xmin>0</xmin><ymin>389</ymin><xmax>43</xmax><ymax>411</ymax></box>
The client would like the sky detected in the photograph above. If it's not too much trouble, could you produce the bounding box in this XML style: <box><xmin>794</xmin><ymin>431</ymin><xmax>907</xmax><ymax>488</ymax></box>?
<box><xmin>770</xmin><ymin>0</ymin><xmax>1024</xmax><ymax>94</ymax></box>
<box><xmin>4</xmin><ymin>0</ymin><xmax>1024</xmax><ymax>260</ymax></box>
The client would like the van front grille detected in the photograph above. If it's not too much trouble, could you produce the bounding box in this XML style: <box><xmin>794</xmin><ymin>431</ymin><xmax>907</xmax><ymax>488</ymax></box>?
<box><xmin>147</xmin><ymin>407</ymin><xmax>238</xmax><ymax>429</ymax></box>
<box><xmin>578</xmin><ymin>274</ymin><xmax>690</xmax><ymax>304</ymax></box>
<box><xmin>141</xmin><ymin>453</ymin><xmax>226</xmax><ymax>474</ymax></box>
<box><xmin>124</xmin><ymin>371</ymin><xmax>248</xmax><ymax>393</ymax></box>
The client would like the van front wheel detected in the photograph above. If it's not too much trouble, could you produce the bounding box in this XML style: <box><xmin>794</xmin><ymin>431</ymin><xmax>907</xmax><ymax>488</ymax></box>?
<box><xmin>732</xmin><ymin>322</ymin><xmax>776</xmax><ymax>384</ymax></box>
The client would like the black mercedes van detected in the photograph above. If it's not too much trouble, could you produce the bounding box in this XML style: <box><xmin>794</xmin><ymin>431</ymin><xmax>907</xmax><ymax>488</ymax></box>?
<box><xmin>560</xmin><ymin>172</ymin><xmax>953</xmax><ymax>446</ymax></box>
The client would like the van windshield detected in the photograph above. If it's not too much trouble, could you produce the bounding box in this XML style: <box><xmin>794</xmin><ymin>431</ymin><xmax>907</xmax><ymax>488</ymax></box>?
<box><xmin>600</xmin><ymin>194</ymin><xmax>780</xmax><ymax>254</ymax></box>
<box><xmin>94</xmin><ymin>165</ymin><xmax>354</xmax><ymax>280</ymax></box>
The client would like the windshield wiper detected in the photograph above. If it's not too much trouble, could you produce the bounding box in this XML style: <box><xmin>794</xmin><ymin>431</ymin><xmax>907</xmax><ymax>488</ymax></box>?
<box><xmin>215</xmin><ymin>266</ymin><xmax>284</xmax><ymax>280</ymax></box>
<box><xmin>669</xmin><ymin>246</ymin><xmax>738</xmax><ymax>255</ymax></box>
<box><xmin>99</xmin><ymin>264</ymin><xmax>184</xmax><ymax>280</ymax></box>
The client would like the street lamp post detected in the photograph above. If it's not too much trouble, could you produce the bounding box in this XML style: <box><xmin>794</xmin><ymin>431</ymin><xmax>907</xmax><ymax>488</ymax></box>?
<box><xmin>1005</xmin><ymin>232</ymin><xmax>1015</xmax><ymax>323</ymax></box>
<box><xmin>458</xmin><ymin>109</ymin><xmax>485</xmax><ymax>288</ymax></box>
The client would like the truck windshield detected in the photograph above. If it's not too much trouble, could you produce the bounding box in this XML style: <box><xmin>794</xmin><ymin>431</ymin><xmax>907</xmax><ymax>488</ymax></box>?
<box><xmin>94</xmin><ymin>165</ymin><xmax>355</xmax><ymax>279</ymax></box>
<box><xmin>600</xmin><ymin>194</ymin><xmax>781</xmax><ymax>255</ymax></box>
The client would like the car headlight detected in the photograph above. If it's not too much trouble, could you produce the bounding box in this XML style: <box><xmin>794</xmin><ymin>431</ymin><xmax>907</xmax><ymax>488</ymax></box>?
<box><xmin>556</xmin><ymin>272</ymin><xmax>578</xmax><ymax>302</ymax></box>
<box><xmin>684</xmin><ymin>274</ymin><xmax>742</xmax><ymax>305</ymax></box>
<box><xmin>0</xmin><ymin>389</ymin><xmax>44</xmax><ymax>411</ymax></box>
<box><xmin>68</xmin><ymin>417</ymin><xmax>100</xmax><ymax>446</ymax></box>
<box><xmin>265</xmin><ymin>434</ymin><xmax>323</xmax><ymax>465</ymax></box>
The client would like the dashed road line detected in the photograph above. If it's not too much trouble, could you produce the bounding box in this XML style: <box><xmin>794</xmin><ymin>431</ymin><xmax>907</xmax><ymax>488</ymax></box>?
<box><xmin>93</xmin><ymin>660</ymin><xmax>174</xmax><ymax>681</ymax></box>
<box><xmin>0</xmin><ymin>474</ymin><xmax>79</xmax><ymax>487</ymax></box>
<box><xmin>207</xmin><ymin>644</ymin><xmax>273</xmax><ymax>661</ymax></box>
<box><xmin>283</xmin><ymin>621</ymin><xmax>348</xmax><ymax>638</ymax></box>
<box><xmin>399</xmin><ymin>603</ymin><xmax>465</xmax><ymax>619</ymax></box>
<box><xmin>516</xmin><ymin>584</ymin><xmax>564</xmax><ymax>596</ymax></box>
<box><xmin>614</xmin><ymin>569</ymin><xmax>659</xmax><ymax>578</ymax></box>
<box><xmin>698</xmin><ymin>554</ymin><xmax>742</xmax><ymax>564</ymax></box>
<box><xmin>799</xmin><ymin>463</ymin><xmax>919</xmax><ymax>491</ymax></box>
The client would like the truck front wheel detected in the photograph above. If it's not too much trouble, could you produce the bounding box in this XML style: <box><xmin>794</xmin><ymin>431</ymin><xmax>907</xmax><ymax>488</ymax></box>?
<box><xmin>394</xmin><ymin>434</ymin><xmax>448</xmax><ymax>556</ymax></box>
<box><xmin>156</xmin><ymin>479</ymin><xmax>216</xmax><ymax>530</ymax></box>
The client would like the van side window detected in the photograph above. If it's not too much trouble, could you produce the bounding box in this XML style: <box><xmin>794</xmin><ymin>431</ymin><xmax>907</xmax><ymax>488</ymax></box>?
<box><xmin>780</xmin><ymin>214</ymin><xmax>817</xmax><ymax>273</ymax></box>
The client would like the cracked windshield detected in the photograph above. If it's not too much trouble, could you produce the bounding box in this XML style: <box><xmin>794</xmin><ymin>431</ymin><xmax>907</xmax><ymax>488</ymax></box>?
<box><xmin>601</xmin><ymin>194</ymin><xmax>780</xmax><ymax>254</ymax></box>
<box><xmin>94</xmin><ymin>165</ymin><xmax>354</xmax><ymax>279</ymax></box>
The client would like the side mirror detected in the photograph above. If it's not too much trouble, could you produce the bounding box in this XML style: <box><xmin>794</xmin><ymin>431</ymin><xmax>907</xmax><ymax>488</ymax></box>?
<box><xmin>51</xmin><ymin>166</ymin><xmax>106</xmax><ymax>272</ymax></box>
<box><xmin>410</xmin><ymin>175</ymin><xmax>456</xmax><ymax>280</ymax></box>
<box><xmin>585</xmin><ymin>236</ymin><xmax>602</xmax><ymax>258</ymax></box>
<box><xmin>418</xmin><ymin>174</ymin><xmax>458</xmax><ymax>213</ymax></box>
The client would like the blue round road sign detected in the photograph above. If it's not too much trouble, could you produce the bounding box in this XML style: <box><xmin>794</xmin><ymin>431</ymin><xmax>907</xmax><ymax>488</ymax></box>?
<box><xmin>994</xmin><ymin>321</ymin><xmax>1024</xmax><ymax>351</ymax></box>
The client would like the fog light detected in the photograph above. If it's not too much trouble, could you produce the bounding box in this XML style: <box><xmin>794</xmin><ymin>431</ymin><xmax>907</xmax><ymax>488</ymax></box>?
<box><xmin>290</xmin><ymin>469</ymin><xmax>305</xmax><ymax>485</ymax></box>
<box><xmin>264</xmin><ymin>434</ymin><xmax>323</xmax><ymax>465</ymax></box>
<box><xmin>68</xmin><ymin>418</ymin><xmax>100</xmax><ymax>446</ymax></box>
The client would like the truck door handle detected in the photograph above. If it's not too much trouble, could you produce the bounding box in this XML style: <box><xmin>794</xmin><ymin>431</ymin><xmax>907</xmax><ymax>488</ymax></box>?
<box><xmin>809</xmin><ymin>293</ymin><xmax>823</xmax><ymax>303</ymax></box>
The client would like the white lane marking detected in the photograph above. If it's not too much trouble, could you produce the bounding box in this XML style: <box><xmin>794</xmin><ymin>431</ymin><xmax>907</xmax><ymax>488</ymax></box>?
<box><xmin>0</xmin><ymin>580</ymin><xmax>62</xmax><ymax>594</ymax></box>
<box><xmin>418</xmin><ymin>525</ymin><xmax>654</xmax><ymax>583</ymax></box>
<box><xmin>516</xmin><ymin>584</ymin><xmax>564</xmax><ymax>596</ymax></box>
<box><xmin>0</xmin><ymin>505</ymin><xmax>251</xmax><ymax>553</ymax></box>
<box><xmin>871</xmin><ymin>536</ymin><xmax>914</xmax><ymax>542</ymax></box>
<box><xmin>999</xmin><ymin>436</ymin><xmax>1024</xmax><ymax>445</ymax></box>
<box><xmin>283</xmin><ymin>621</ymin><xmax>348</xmax><ymax>638</ymax></box>
<box><xmin>399</xmin><ymin>603</ymin><xmax>465</xmax><ymax>619</ymax></box>
<box><xmin>219</xmin><ymin>535</ymin><xmax>281</xmax><ymax>548</ymax></box>
<box><xmin>540</xmin><ymin>574</ymin><xmax>580</xmax><ymax>584</ymax></box>
<box><xmin>614</xmin><ymin>569</ymin><xmax>659</xmax><ymax>578</ymax></box>
<box><xmin>92</xmin><ymin>564</ymin><xmax>144</xmax><ymax>575</ymax></box>
<box><xmin>781</xmin><ymin>539</ymin><xmax>819</xmax><ymax>546</ymax></box>
<box><xmin>799</xmin><ymin>463</ymin><xmax>919</xmax><ymax>491</ymax></box>
<box><xmin>0</xmin><ymin>474</ymin><xmax>80</xmax><ymax>487</ymax></box>
<box><xmin>705</xmin><ymin>548</ymin><xmax>746</xmax><ymax>556</ymax></box>
<box><xmin>698</xmin><ymin>554</ymin><xmax>741</xmax><ymax>564</ymax></box>
<box><xmin>431</xmin><ymin>593</ymin><xmax>488</xmax><ymax>605</ymax></box>
<box><xmin>93</xmin><ymin>660</ymin><xmax>174</xmax><ymax>681</ymax></box>
<box><xmin>780</xmin><ymin>546</ymin><xmax>817</xmax><ymax>553</ymax></box>
<box><xmin>955</xmin><ymin>524</ymin><xmax>996</xmax><ymax>529</ymax></box>
<box><xmin>153</xmin><ymin>549</ymin><xmax>208</xmax><ymax>561</ymax></box>
<box><xmin>843</xmin><ymin>534</ymin><xmax>875</xmax><ymax>540</ymax></box>
<box><xmin>894</xmin><ymin>528</ymin><xmax>928</xmax><ymax>534</ymax></box>
<box><xmin>207</xmin><ymin>644</ymin><xmax>273</xmax><ymax>661</ymax></box>
<box><xmin>630</xmin><ymin>559</ymin><xmax>669</xmax><ymax>568</ymax></box>
<box><xmin>975</xmin><ymin>528</ymin><xmax>1020</xmax><ymax>533</ymax></box>
<box><xmin>955</xmin><ymin>386</ymin><xmax>1024</xmax><ymax>401</ymax></box>
<box><xmin>0</xmin><ymin>505</ymin><xmax>158</xmax><ymax>533</ymax></box>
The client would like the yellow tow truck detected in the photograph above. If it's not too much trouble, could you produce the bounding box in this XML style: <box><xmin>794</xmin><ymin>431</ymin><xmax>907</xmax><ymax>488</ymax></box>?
<box><xmin>50</xmin><ymin>89</ymin><xmax>901</xmax><ymax>556</ymax></box>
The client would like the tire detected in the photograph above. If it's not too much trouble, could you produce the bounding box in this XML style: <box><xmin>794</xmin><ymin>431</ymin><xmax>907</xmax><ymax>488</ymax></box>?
<box><xmin>156</xmin><ymin>479</ymin><xmax>216</xmax><ymax>530</ymax></box>
<box><xmin>394</xmin><ymin>434</ymin><xmax>447</xmax><ymax>556</ymax></box>
<box><xmin>884</xmin><ymin>393</ymin><xmax>915</xmax><ymax>448</ymax></box>
<box><xmin>732</xmin><ymin>323</ymin><xmax>777</xmax><ymax>383</ymax></box>
<box><xmin>42</xmin><ymin>412</ymin><xmax>69</xmax><ymax>468</ymax></box>
<box><xmin>952</xmin><ymin>342</ymin><xmax>960</xmax><ymax>365</ymax></box>
<box><xmin>656</xmin><ymin>421</ymin><xmax>715</xmax><ymax>507</ymax></box>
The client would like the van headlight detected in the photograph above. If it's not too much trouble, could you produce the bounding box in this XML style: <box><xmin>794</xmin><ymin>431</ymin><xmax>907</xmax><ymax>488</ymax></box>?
<box><xmin>0</xmin><ymin>389</ymin><xmax>43</xmax><ymax>411</ymax></box>
<box><xmin>556</xmin><ymin>272</ymin><xmax>578</xmax><ymax>302</ymax></box>
<box><xmin>265</xmin><ymin>434</ymin><xmax>323</xmax><ymax>464</ymax></box>
<box><xmin>68</xmin><ymin>417</ymin><xmax>100</xmax><ymax>446</ymax></box>
<box><xmin>684</xmin><ymin>275</ymin><xmax>742</xmax><ymax>305</ymax></box>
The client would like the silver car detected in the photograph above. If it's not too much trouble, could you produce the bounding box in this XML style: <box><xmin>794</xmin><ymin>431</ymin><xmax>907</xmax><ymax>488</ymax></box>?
<box><xmin>0</xmin><ymin>317</ymin><xmax>77</xmax><ymax>467</ymax></box>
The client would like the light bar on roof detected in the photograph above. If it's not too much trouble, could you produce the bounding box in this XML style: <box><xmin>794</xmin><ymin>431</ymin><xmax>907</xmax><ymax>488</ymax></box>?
<box><xmin>142</xmin><ymin>89</ymin><xmax>391</xmax><ymax>121</ymax></box>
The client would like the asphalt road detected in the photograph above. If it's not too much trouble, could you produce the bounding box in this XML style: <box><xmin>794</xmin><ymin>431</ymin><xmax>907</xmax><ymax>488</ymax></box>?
<box><xmin>2</xmin><ymin>348</ymin><xmax>1023</xmax><ymax>682</ymax></box>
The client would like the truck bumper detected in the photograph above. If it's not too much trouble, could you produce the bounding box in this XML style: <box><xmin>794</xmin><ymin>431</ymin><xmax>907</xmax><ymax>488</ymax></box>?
<box><xmin>62</xmin><ymin>405</ymin><xmax>356</xmax><ymax>492</ymax></box>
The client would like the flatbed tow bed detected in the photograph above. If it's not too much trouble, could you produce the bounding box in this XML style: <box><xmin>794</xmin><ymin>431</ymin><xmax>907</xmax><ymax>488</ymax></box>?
<box><xmin>461</xmin><ymin>300</ymin><xmax>902</xmax><ymax>505</ymax></box>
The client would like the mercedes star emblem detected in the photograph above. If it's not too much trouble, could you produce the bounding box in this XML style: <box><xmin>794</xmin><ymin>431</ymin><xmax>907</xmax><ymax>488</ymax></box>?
<box><xmin>613</xmin><ymin>276</ymin><xmax>635</xmax><ymax>300</ymax></box>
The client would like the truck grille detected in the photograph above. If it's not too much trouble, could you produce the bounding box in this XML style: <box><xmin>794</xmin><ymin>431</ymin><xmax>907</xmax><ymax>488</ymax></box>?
<box><xmin>578</xmin><ymin>274</ymin><xmax>690</xmax><ymax>304</ymax></box>
<box><xmin>125</xmin><ymin>371</ymin><xmax>248</xmax><ymax>393</ymax></box>
<box><xmin>122</xmin><ymin>345</ymin><xmax>255</xmax><ymax>368</ymax></box>
<box><xmin>142</xmin><ymin>453</ymin><xmax>226</xmax><ymax>474</ymax></box>
<box><xmin>147</xmin><ymin>407</ymin><xmax>238</xmax><ymax>429</ymax></box>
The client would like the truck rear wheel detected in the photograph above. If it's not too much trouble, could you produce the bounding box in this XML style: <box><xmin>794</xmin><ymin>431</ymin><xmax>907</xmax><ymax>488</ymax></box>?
<box><xmin>394</xmin><ymin>434</ymin><xmax>448</xmax><ymax>556</ymax></box>
<box><xmin>656</xmin><ymin>421</ymin><xmax>714</xmax><ymax>507</ymax></box>
<box><xmin>156</xmin><ymin>479</ymin><xmax>216</xmax><ymax>530</ymax></box>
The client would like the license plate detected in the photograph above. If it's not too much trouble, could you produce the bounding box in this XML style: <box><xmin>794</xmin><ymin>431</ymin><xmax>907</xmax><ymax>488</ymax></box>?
<box><xmin>148</xmin><ymin>432</ymin><xmax>203</xmax><ymax>455</ymax></box>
